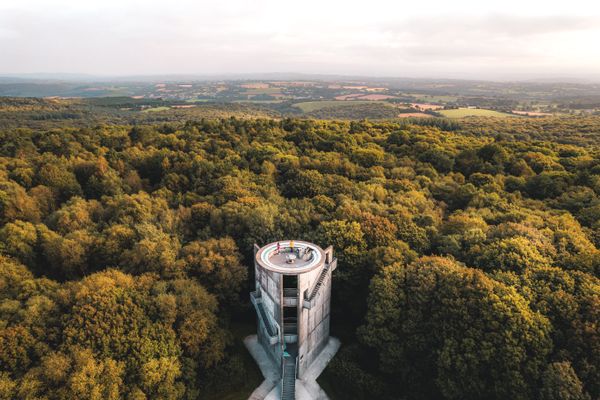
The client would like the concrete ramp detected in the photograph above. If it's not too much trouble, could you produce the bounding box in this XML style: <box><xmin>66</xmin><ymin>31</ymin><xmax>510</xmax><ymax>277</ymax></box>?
<box><xmin>245</xmin><ymin>335</ymin><xmax>280</xmax><ymax>400</ymax></box>
<box><xmin>295</xmin><ymin>337</ymin><xmax>340</xmax><ymax>400</ymax></box>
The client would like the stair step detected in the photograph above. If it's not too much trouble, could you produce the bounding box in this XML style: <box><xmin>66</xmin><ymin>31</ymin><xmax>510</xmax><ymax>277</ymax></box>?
<box><xmin>306</xmin><ymin>265</ymin><xmax>330</xmax><ymax>302</ymax></box>
<box><xmin>282</xmin><ymin>356</ymin><xmax>296</xmax><ymax>400</ymax></box>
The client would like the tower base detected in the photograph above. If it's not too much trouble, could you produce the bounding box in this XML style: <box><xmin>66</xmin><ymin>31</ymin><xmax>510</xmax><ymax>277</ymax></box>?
<box><xmin>245</xmin><ymin>335</ymin><xmax>340</xmax><ymax>400</ymax></box>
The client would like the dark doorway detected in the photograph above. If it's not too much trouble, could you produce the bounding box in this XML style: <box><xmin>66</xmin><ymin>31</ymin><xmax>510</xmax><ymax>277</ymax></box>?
<box><xmin>283</xmin><ymin>274</ymin><xmax>298</xmax><ymax>288</ymax></box>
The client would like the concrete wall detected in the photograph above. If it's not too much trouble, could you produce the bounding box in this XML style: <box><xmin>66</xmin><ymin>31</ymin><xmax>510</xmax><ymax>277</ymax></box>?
<box><xmin>298</xmin><ymin>265</ymin><xmax>332</xmax><ymax>377</ymax></box>
<box><xmin>297</xmin><ymin>246</ymin><xmax>334</xmax><ymax>377</ymax></box>
<box><xmin>255</xmin><ymin>263</ymin><xmax>284</xmax><ymax>366</ymax></box>
<box><xmin>297</xmin><ymin>264</ymin><xmax>321</xmax><ymax>370</ymax></box>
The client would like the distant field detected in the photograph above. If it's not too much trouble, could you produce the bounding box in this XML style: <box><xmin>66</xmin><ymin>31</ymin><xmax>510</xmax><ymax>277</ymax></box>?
<box><xmin>512</xmin><ymin>110</ymin><xmax>553</xmax><ymax>116</ymax></box>
<box><xmin>294</xmin><ymin>100</ymin><xmax>393</xmax><ymax>113</ymax></box>
<box><xmin>397</xmin><ymin>112</ymin><xmax>433</xmax><ymax>118</ymax></box>
<box><xmin>406</xmin><ymin>93</ymin><xmax>459</xmax><ymax>103</ymax></box>
<box><xmin>243</xmin><ymin>87</ymin><xmax>281</xmax><ymax>95</ymax></box>
<box><xmin>411</xmin><ymin>103</ymin><xmax>444</xmax><ymax>111</ymax></box>
<box><xmin>233</xmin><ymin>99</ymin><xmax>283</xmax><ymax>104</ymax></box>
<box><xmin>141</xmin><ymin>106</ymin><xmax>170</xmax><ymax>113</ymax></box>
<box><xmin>184</xmin><ymin>99</ymin><xmax>212</xmax><ymax>103</ymax></box>
<box><xmin>438</xmin><ymin>108</ymin><xmax>517</xmax><ymax>118</ymax></box>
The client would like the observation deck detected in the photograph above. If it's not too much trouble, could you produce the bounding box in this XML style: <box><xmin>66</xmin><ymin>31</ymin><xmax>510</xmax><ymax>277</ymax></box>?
<box><xmin>255</xmin><ymin>240</ymin><xmax>326</xmax><ymax>274</ymax></box>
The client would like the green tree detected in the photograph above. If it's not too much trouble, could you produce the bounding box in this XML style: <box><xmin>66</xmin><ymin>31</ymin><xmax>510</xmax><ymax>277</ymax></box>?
<box><xmin>361</xmin><ymin>257</ymin><xmax>552</xmax><ymax>400</ymax></box>
<box><xmin>470</xmin><ymin>236</ymin><xmax>552</xmax><ymax>273</ymax></box>
<box><xmin>539</xmin><ymin>362</ymin><xmax>590</xmax><ymax>400</ymax></box>
<box><xmin>179</xmin><ymin>237</ymin><xmax>247</xmax><ymax>305</ymax></box>
<box><xmin>494</xmin><ymin>266</ymin><xmax>600</xmax><ymax>398</ymax></box>
<box><xmin>0</xmin><ymin>220</ymin><xmax>39</xmax><ymax>268</ymax></box>
<box><xmin>0</xmin><ymin>182</ymin><xmax>40</xmax><ymax>224</ymax></box>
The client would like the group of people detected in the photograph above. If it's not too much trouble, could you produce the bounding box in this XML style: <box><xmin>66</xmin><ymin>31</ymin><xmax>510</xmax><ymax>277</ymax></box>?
<box><xmin>275</xmin><ymin>241</ymin><xmax>312</xmax><ymax>259</ymax></box>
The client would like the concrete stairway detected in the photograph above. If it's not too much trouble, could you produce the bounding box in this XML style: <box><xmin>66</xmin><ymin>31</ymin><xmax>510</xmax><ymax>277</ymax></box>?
<box><xmin>281</xmin><ymin>357</ymin><xmax>296</xmax><ymax>400</ymax></box>
<box><xmin>312</xmin><ymin>266</ymin><xmax>328</xmax><ymax>296</ymax></box>
<box><xmin>305</xmin><ymin>264</ymin><xmax>330</xmax><ymax>305</ymax></box>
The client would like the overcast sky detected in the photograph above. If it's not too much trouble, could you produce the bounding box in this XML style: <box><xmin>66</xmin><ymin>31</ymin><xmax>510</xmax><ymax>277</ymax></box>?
<box><xmin>1</xmin><ymin>0</ymin><xmax>600</xmax><ymax>80</ymax></box>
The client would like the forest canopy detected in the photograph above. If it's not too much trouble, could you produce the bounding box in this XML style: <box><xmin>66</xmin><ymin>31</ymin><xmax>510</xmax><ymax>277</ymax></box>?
<box><xmin>0</xmin><ymin>113</ymin><xmax>599</xmax><ymax>400</ymax></box>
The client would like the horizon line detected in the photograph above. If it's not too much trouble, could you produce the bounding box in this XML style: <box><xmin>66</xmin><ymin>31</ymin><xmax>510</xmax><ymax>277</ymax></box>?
<box><xmin>2</xmin><ymin>71</ymin><xmax>600</xmax><ymax>84</ymax></box>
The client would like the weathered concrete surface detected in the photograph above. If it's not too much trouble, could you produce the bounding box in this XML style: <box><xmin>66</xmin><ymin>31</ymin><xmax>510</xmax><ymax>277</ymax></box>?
<box><xmin>245</xmin><ymin>335</ymin><xmax>280</xmax><ymax>400</ymax></box>
<box><xmin>247</xmin><ymin>336</ymin><xmax>340</xmax><ymax>400</ymax></box>
<box><xmin>296</xmin><ymin>337</ymin><xmax>340</xmax><ymax>400</ymax></box>
<box><xmin>265</xmin><ymin>385</ymin><xmax>280</xmax><ymax>400</ymax></box>
<box><xmin>300</xmin><ymin>337</ymin><xmax>340</xmax><ymax>381</ymax></box>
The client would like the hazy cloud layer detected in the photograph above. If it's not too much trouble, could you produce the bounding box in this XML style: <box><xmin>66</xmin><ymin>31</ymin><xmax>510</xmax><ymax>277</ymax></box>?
<box><xmin>1</xmin><ymin>0</ymin><xmax>600</xmax><ymax>79</ymax></box>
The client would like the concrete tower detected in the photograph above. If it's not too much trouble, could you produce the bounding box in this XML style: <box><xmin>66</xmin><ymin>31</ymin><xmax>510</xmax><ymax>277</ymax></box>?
<box><xmin>250</xmin><ymin>240</ymin><xmax>337</xmax><ymax>399</ymax></box>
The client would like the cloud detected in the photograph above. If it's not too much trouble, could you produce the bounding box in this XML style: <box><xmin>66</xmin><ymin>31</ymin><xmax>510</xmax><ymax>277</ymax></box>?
<box><xmin>383</xmin><ymin>14</ymin><xmax>600</xmax><ymax>39</ymax></box>
<box><xmin>0</xmin><ymin>1</ymin><xmax>600</xmax><ymax>79</ymax></box>
<box><xmin>343</xmin><ymin>14</ymin><xmax>600</xmax><ymax>71</ymax></box>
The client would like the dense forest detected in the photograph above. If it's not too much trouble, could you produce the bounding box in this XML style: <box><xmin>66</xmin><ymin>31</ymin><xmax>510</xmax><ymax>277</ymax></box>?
<box><xmin>0</xmin><ymin>112</ymin><xmax>599</xmax><ymax>400</ymax></box>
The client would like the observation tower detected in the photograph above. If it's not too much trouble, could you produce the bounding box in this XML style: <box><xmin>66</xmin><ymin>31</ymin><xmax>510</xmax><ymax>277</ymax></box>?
<box><xmin>250</xmin><ymin>240</ymin><xmax>337</xmax><ymax>400</ymax></box>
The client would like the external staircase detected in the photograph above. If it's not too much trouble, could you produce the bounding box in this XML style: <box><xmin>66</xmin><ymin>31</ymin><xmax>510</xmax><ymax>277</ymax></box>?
<box><xmin>281</xmin><ymin>356</ymin><xmax>296</xmax><ymax>400</ymax></box>
<box><xmin>303</xmin><ymin>258</ymin><xmax>337</xmax><ymax>309</ymax></box>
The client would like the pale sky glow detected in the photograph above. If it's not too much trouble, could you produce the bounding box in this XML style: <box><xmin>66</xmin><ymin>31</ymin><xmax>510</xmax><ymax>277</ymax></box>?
<box><xmin>1</xmin><ymin>0</ymin><xmax>600</xmax><ymax>79</ymax></box>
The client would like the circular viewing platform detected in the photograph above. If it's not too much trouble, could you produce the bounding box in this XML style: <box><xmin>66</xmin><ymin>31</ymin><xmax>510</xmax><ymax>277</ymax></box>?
<box><xmin>255</xmin><ymin>240</ymin><xmax>325</xmax><ymax>274</ymax></box>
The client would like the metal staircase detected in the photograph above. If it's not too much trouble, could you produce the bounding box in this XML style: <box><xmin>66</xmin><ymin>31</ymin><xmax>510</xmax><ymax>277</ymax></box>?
<box><xmin>303</xmin><ymin>258</ymin><xmax>336</xmax><ymax>309</ymax></box>
<box><xmin>281</xmin><ymin>356</ymin><xmax>296</xmax><ymax>400</ymax></box>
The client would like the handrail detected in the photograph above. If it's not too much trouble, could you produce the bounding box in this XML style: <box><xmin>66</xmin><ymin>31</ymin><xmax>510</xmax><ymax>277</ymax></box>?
<box><xmin>304</xmin><ymin>258</ymin><xmax>336</xmax><ymax>305</ymax></box>
<box><xmin>250</xmin><ymin>291</ymin><xmax>278</xmax><ymax>339</ymax></box>
<box><xmin>280</xmin><ymin>356</ymin><xmax>285</xmax><ymax>400</ymax></box>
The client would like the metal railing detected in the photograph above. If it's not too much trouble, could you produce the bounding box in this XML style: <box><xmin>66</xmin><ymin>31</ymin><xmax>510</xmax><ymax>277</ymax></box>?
<box><xmin>280</xmin><ymin>355</ymin><xmax>285</xmax><ymax>400</ymax></box>
<box><xmin>303</xmin><ymin>258</ymin><xmax>336</xmax><ymax>309</ymax></box>
<box><xmin>250</xmin><ymin>291</ymin><xmax>278</xmax><ymax>344</ymax></box>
